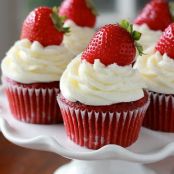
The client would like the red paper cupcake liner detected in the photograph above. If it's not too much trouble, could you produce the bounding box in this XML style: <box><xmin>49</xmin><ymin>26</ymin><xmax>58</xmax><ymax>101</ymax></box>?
<box><xmin>57</xmin><ymin>96</ymin><xmax>149</xmax><ymax>149</ymax></box>
<box><xmin>143</xmin><ymin>91</ymin><xmax>174</xmax><ymax>132</ymax></box>
<box><xmin>5</xmin><ymin>83</ymin><xmax>62</xmax><ymax>124</ymax></box>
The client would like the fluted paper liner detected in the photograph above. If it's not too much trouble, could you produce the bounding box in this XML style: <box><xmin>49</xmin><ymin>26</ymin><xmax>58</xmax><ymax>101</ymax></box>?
<box><xmin>5</xmin><ymin>84</ymin><xmax>62</xmax><ymax>124</ymax></box>
<box><xmin>143</xmin><ymin>91</ymin><xmax>174</xmax><ymax>132</ymax></box>
<box><xmin>58</xmin><ymin>98</ymin><xmax>149</xmax><ymax>149</ymax></box>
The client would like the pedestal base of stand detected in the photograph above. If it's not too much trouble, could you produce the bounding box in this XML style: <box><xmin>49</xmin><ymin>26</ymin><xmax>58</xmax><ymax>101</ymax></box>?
<box><xmin>54</xmin><ymin>160</ymin><xmax>156</xmax><ymax>174</ymax></box>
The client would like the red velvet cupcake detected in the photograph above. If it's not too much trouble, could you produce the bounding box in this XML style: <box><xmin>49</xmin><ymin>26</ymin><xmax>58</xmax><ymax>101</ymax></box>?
<box><xmin>143</xmin><ymin>92</ymin><xmax>174</xmax><ymax>132</ymax></box>
<box><xmin>59</xmin><ymin>0</ymin><xmax>97</xmax><ymax>56</ymax></box>
<box><xmin>58</xmin><ymin>92</ymin><xmax>149</xmax><ymax>149</ymax></box>
<box><xmin>3</xmin><ymin>78</ymin><xmax>61</xmax><ymax>124</ymax></box>
<box><xmin>133</xmin><ymin>0</ymin><xmax>172</xmax><ymax>51</ymax></box>
<box><xmin>134</xmin><ymin>23</ymin><xmax>174</xmax><ymax>132</ymax></box>
<box><xmin>57</xmin><ymin>21</ymin><xmax>149</xmax><ymax>149</ymax></box>
<box><xmin>1</xmin><ymin>7</ymin><xmax>74</xmax><ymax>124</ymax></box>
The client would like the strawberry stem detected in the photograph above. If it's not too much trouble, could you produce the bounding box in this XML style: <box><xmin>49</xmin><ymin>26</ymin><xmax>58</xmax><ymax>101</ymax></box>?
<box><xmin>50</xmin><ymin>7</ymin><xmax>70</xmax><ymax>33</ymax></box>
<box><xmin>119</xmin><ymin>20</ymin><xmax>144</xmax><ymax>56</ymax></box>
<box><xmin>86</xmin><ymin>0</ymin><xmax>98</xmax><ymax>16</ymax></box>
<box><xmin>135</xmin><ymin>42</ymin><xmax>144</xmax><ymax>56</ymax></box>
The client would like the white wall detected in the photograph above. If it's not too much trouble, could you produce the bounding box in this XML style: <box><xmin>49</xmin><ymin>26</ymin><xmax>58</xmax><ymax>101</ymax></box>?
<box><xmin>0</xmin><ymin>0</ymin><xmax>26</xmax><ymax>59</ymax></box>
<box><xmin>116</xmin><ymin>0</ymin><xmax>136</xmax><ymax>20</ymax></box>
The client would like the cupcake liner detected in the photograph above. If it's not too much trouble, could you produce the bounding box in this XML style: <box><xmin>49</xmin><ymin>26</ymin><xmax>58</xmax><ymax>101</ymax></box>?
<box><xmin>58</xmin><ymin>98</ymin><xmax>149</xmax><ymax>149</ymax></box>
<box><xmin>5</xmin><ymin>83</ymin><xmax>62</xmax><ymax>124</ymax></box>
<box><xmin>143</xmin><ymin>91</ymin><xmax>174</xmax><ymax>132</ymax></box>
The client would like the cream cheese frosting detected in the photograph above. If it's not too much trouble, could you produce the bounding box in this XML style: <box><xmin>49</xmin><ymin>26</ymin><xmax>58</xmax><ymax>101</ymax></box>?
<box><xmin>134</xmin><ymin>49</ymin><xmax>174</xmax><ymax>94</ymax></box>
<box><xmin>133</xmin><ymin>24</ymin><xmax>162</xmax><ymax>51</ymax></box>
<box><xmin>63</xmin><ymin>20</ymin><xmax>95</xmax><ymax>55</ymax></box>
<box><xmin>1</xmin><ymin>39</ymin><xmax>74</xmax><ymax>83</ymax></box>
<box><xmin>60</xmin><ymin>55</ymin><xmax>146</xmax><ymax>106</ymax></box>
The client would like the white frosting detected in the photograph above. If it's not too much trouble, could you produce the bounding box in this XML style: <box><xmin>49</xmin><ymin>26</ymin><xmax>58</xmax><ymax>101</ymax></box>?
<box><xmin>60</xmin><ymin>55</ymin><xmax>145</xmax><ymax>106</ymax></box>
<box><xmin>133</xmin><ymin>24</ymin><xmax>162</xmax><ymax>51</ymax></box>
<box><xmin>63</xmin><ymin>20</ymin><xmax>95</xmax><ymax>55</ymax></box>
<box><xmin>1</xmin><ymin>39</ymin><xmax>74</xmax><ymax>83</ymax></box>
<box><xmin>134</xmin><ymin>49</ymin><xmax>174</xmax><ymax>94</ymax></box>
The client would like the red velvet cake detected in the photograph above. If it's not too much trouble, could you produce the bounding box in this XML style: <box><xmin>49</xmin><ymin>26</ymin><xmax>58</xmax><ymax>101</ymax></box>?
<box><xmin>4</xmin><ymin>77</ymin><xmax>61</xmax><ymax>124</ymax></box>
<box><xmin>143</xmin><ymin>92</ymin><xmax>174</xmax><ymax>132</ymax></box>
<box><xmin>58</xmin><ymin>91</ymin><xmax>149</xmax><ymax>149</ymax></box>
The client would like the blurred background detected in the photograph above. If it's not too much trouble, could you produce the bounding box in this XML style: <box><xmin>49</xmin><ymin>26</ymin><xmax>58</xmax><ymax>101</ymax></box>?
<box><xmin>0</xmin><ymin>0</ymin><xmax>171</xmax><ymax>61</ymax></box>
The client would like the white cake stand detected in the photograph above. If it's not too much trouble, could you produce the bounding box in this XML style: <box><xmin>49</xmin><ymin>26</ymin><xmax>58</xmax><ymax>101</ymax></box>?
<box><xmin>0</xmin><ymin>87</ymin><xmax>174</xmax><ymax>174</ymax></box>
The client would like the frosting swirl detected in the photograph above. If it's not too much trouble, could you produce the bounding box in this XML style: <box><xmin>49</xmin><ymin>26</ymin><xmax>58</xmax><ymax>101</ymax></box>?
<box><xmin>63</xmin><ymin>20</ymin><xmax>95</xmax><ymax>55</ymax></box>
<box><xmin>134</xmin><ymin>49</ymin><xmax>174</xmax><ymax>94</ymax></box>
<box><xmin>60</xmin><ymin>55</ymin><xmax>145</xmax><ymax>106</ymax></box>
<box><xmin>1</xmin><ymin>39</ymin><xmax>74</xmax><ymax>83</ymax></box>
<box><xmin>134</xmin><ymin>24</ymin><xmax>162</xmax><ymax>51</ymax></box>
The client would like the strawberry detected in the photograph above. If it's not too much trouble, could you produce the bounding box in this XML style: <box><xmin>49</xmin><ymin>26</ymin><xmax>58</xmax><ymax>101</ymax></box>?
<box><xmin>81</xmin><ymin>20</ymin><xmax>143</xmax><ymax>66</ymax></box>
<box><xmin>59</xmin><ymin>0</ymin><xmax>97</xmax><ymax>28</ymax></box>
<box><xmin>156</xmin><ymin>23</ymin><xmax>174</xmax><ymax>59</ymax></box>
<box><xmin>20</xmin><ymin>7</ymin><xmax>69</xmax><ymax>47</ymax></box>
<box><xmin>134</xmin><ymin>0</ymin><xmax>173</xmax><ymax>31</ymax></box>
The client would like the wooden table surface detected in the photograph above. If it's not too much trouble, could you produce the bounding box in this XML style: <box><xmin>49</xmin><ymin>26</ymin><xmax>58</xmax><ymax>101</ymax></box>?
<box><xmin>0</xmin><ymin>133</ymin><xmax>70</xmax><ymax>174</ymax></box>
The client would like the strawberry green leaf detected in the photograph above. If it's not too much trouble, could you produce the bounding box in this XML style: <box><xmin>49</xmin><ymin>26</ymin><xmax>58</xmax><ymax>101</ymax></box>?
<box><xmin>127</xmin><ymin>24</ymin><xmax>133</xmax><ymax>33</ymax></box>
<box><xmin>132</xmin><ymin>31</ymin><xmax>142</xmax><ymax>41</ymax></box>
<box><xmin>50</xmin><ymin>7</ymin><xmax>70</xmax><ymax>33</ymax></box>
<box><xmin>120</xmin><ymin>20</ymin><xmax>135</xmax><ymax>36</ymax></box>
<box><xmin>119</xmin><ymin>20</ymin><xmax>130</xmax><ymax>31</ymax></box>
<box><xmin>135</xmin><ymin>42</ymin><xmax>144</xmax><ymax>56</ymax></box>
<box><xmin>119</xmin><ymin>19</ymin><xmax>144</xmax><ymax>56</ymax></box>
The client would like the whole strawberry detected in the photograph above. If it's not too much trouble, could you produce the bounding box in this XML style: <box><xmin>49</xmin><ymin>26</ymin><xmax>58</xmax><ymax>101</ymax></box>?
<box><xmin>21</xmin><ymin>7</ymin><xmax>69</xmax><ymax>47</ymax></box>
<box><xmin>59</xmin><ymin>0</ymin><xmax>97</xmax><ymax>27</ymax></box>
<box><xmin>82</xmin><ymin>20</ymin><xmax>143</xmax><ymax>66</ymax></box>
<box><xmin>156</xmin><ymin>23</ymin><xmax>174</xmax><ymax>58</ymax></box>
<box><xmin>134</xmin><ymin>0</ymin><xmax>173</xmax><ymax>31</ymax></box>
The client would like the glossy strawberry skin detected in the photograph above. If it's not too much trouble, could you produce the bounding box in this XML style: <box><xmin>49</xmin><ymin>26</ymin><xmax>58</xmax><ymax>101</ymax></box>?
<box><xmin>21</xmin><ymin>7</ymin><xmax>64</xmax><ymax>47</ymax></box>
<box><xmin>81</xmin><ymin>24</ymin><xmax>136</xmax><ymax>66</ymax></box>
<box><xmin>134</xmin><ymin>0</ymin><xmax>172</xmax><ymax>31</ymax></box>
<box><xmin>59</xmin><ymin>0</ymin><xmax>96</xmax><ymax>27</ymax></box>
<box><xmin>156</xmin><ymin>23</ymin><xmax>174</xmax><ymax>59</ymax></box>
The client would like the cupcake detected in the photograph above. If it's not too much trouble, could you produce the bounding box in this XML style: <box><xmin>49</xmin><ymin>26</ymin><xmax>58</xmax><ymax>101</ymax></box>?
<box><xmin>134</xmin><ymin>23</ymin><xmax>174</xmax><ymax>132</ymax></box>
<box><xmin>133</xmin><ymin>0</ymin><xmax>173</xmax><ymax>51</ymax></box>
<box><xmin>59</xmin><ymin>0</ymin><xmax>97</xmax><ymax>55</ymax></box>
<box><xmin>57</xmin><ymin>20</ymin><xmax>149</xmax><ymax>149</ymax></box>
<box><xmin>1</xmin><ymin>7</ymin><xmax>74</xmax><ymax>124</ymax></box>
